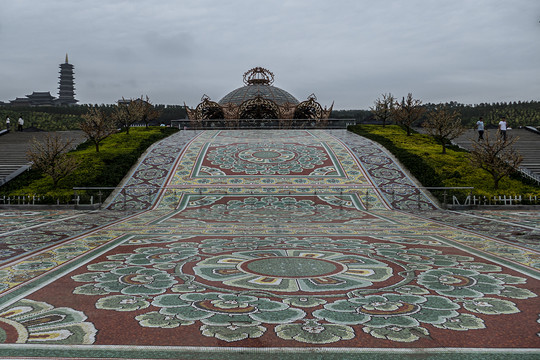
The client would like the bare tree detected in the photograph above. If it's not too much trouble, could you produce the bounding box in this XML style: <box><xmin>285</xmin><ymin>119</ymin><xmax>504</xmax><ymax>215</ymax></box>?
<box><xmin>112</xmin><ymin>95</ymin><xmax>161</xmax><ymax>133</ymax></box>
<box><xmin>469</xmin><ymin>132</ymin><xmax>523</xmax><ymax>189</ymax></box>
<box><xmin>370</xmin><ymin>93</ymin><xmax>395</xmax><ymax>127</ymax></box>
<box><xmin>27</xmin><ymin>134</ymin><xmax>80</xmax><ymax>188</ymax></box>
<box><xmin>392</xmin><ymin>93</ymin><xmax>425</xmax><ymax>136</ymax></box>
<box><xmin>423</xmin><ymin>107</ymin><xmax>466</xmax><ymax>154</ymax></box>
<box><xmin>112</xmin><ymin>97</ymin><xmax>141</xmax><ymax>134</ymax></box>
<box><xmin>80</xmin><ymin>105</ymin><xmax>117</xmax><ymax>152</ymax></box>
<box><xmin>139</xmin><ymin>96</ymin><xmax>162</xmax><ymax>128</ymax></box>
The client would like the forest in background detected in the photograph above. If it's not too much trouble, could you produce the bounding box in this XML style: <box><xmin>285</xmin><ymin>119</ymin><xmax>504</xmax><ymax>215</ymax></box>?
<box><xmin>1</xmin><ymin>100</ymin><xmax>539</xmax><ymax>132</ymax></box>
<box><xmin>333</xmin><ymin>100</ymin><xmax>540</xmax><ymax>129</ymax></box>
<box><xmin>0</xmin><ymin>104</ymin><xmax>187</xmax><ymax>131</ymax></box>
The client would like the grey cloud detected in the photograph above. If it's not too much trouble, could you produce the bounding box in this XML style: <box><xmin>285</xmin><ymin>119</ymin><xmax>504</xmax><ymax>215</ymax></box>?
<box><xmin>1</xmin><ymin>0</ymin><xmax>539</xmax><ymax>108</ymax></box>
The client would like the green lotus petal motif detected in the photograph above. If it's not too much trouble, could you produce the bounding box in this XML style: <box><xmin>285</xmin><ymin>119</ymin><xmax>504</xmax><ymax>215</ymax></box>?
<box><xmin>377</xmin><ymin>248</ymin><xmax>460</xmax><ymax>266</ymax></box>
<box><xmin>488</xmin><ymin>273</ymin><xmax>527</xmax><ymax>285</ymax></box>
<box><xmin>275</xmin><ymin>319</ymin><xmax>355</xmax><ymax>344</ymax></box>
<box><xmin>12</xmin><ymin>261</ymin><xmax>56</xmax><ymax>271</ymax></box>
<box><xmin>434</xmin><ymin>313</ymin><xmax>485</xmax><ymax>331</ymax></box>
<box><xmin>95</xmin><ymin>295</ymin><xmax>150</xmax><ymax>311</ymax></box>
<box><xmin>250</xmin><ymin>307</ymin><xmax>305</xmax><ymax>324</ymax></box>
<box><xmin>283</xmin><ymin>297</ymin><xmax>327</xmax><ymax>308</ymax></box>
<box><xmin>0</xmin><ymin>299</ymin><xmax>96</xmax><ymax>344</ymax></box>
<box><xmin>363</xmin><ymin>325</ymin><xmax>430</xmax><ymax>342</ymax></box>
<box><xmin>153</xmin><ymin>263</ymin><xmax>176</xmax><ymax>270</ymax></box>
<box><xmin>171</xmin><ymin>283</ymin><xmax>206</xmax><ymax>293</ymax></box>
<box><xmin>161</xmin><ymin>305</ymin><xmax>212</xmax><ymax>321</ymax></box>
<box><xmin>417</xmin><ymin>268</ymin><xmax>504</xmax><ymax>298</ymax></box>
<box><xmin>136</xmin><ymin>311</ymin><xmax>193</xmax><ymax>328</ymax></box>
<box><xmin>395</xmin><ymin>285</ymin><xmax>429</xmax><ymax>295</ymax></box>
<box><xmin>462</xmin><ymin>298</ymin><xmax>519</xmax><ymax>315</ymax></box>
<box><xmin>87</xmin><ymin>261</ymin><xmax>124</xmax><ymax>272</ymax></box>
<box><xmin>73</xmin><ymin>283</ymin><xmax>111</xmax><ymax>296</ymax></box>
<box><xmin>315</xmin><ymin>293</ymin><xmax>460</xmax><ymax>329</ymax></box>
<box><xmin>458</xmin><ymin>262</ymin><xmax>502</xmax><ymax>272</ymax></box>
<box><xmin>314</xmin><ymin>308</ymin><xmax>370</xmax><ymax>325</ymax></box>
<box><xmin>498</xmin><ymin>286</ymin><xmax>537</xmax><ymax>299</ymax></box>
<box><xmin>366</xmin><ymin>315</ymin><xmax>419</xmax><ymax>328</ymax></box>
<box><xmin>106</xmin><ymin>253</ymin><xmax>131</xmax><ymax>261</ymax></box>
<box><xmin>124</xmin><ymin>246</ymin><xmax>198</xmax><ymax>266</ymax></box>
<box><xmin>201</xmin><ymin>324</ymin><xmax>266</xmax><ymax>342</ymax></box>
<box><xmin>152</xmin><ymin>292</ymin><xmax>302</xmax><ymax>327</ymax></box>
<box><xmin>74</xmin><ymin>266</ymin><xmax>177</xmax><ymax>296</ymax></box>
<box><xmin>71</xmin><ymin>272</ymin><xmax>106</xmax><ymax>283</ymax></box>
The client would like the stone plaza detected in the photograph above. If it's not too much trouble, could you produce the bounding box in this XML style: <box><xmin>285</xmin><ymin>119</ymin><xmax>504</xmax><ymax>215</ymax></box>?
<box><xmin>0</xmin><ymin>129</ymin><xmax>538</xmax><ymax>359</ymax></box>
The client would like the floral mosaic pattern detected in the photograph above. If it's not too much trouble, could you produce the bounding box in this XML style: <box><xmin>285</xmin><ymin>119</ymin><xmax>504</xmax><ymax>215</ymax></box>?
<box><xmin>174</xmin><ymin>195</ymin><xmax>378</xmax><ymax>222</ymax></box>
<box><xmin>421</xmin><ymin>209</ymin><xmax>540</xmax><ymax>251</ymax></box>
<box><xmin>334</xmin><ymin>130</ymin><xmax>437</xmax><ymax>210</ymax></box>
<box><xmin>0</xmin><ymin>298</ymin><xmax>96</xmax><ymax>344</ymax></box>
<box><xmin>106</xmin><ymin>130</ymin><xmax>203</xmax><ymax>210</ymax></box>
<box><xmin>1</xmin><ymin>130</ymin><xmax>539</xmax><ymax>356</ymax></box>
<box><xmin>162</xmin><ymin>130</ymin><xmax>387</xmax><ymax>208</ymax></box>
<box><xmin>198</xmin><ymin>142</ymin><xmax>339</xmax><ymax>176</ymax></box>
<box><xmin>0</xmin><ymin>210</ymin><xmax>126</xmax><ymax>264</ymax></box>
<box><xmin>69</xmin><ymin>234</ymin><xmax>537</xmax><ymax>344</ymax></box>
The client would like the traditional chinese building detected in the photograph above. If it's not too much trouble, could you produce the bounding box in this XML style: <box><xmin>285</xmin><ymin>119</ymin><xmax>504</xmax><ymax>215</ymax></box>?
<box><xmin>186</xmin><ymin>67</ymin><xmax>333</xmax><ymax>128</ymax></box>
<box><xmin>56</xmin><ymin>54</ymin><xmax>78</xmax><ymax>106</ymax></box>
<box><xmin>7</xmin><ymin>55</ymin><xmax>78</xmax><ymax>106</ymax></box>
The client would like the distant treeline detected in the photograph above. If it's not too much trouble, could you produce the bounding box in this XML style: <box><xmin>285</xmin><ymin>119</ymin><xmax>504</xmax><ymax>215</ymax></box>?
<box><xmin>0</xmin><ymin>104</ymin><xmax>187</xmax><ymax>131</ymax></box>
<box><xmin>332</xmin><ymin>100</ymin><xmax>540</xmax><ymax>128</ymax></box>
<box><xmin>1</xmin><ymin>100</ymin><xmax>539</xmax><ymax>132</ymax></box>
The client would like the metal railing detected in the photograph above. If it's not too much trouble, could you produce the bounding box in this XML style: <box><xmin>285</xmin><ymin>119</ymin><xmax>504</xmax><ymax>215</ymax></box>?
<box><xmin>2</xmin><ymin>185</ymin><xmax>539</xmax><ymax>210</ymax></box>
<box><xmin>170</xmin><ymin>118</ymin><xmax>356</xmax><ymax>130</ymax></box>
<box><xmin>76</xmin><ymin>185</ymin><xmax>470</xmax><ymax>211</ymax></box>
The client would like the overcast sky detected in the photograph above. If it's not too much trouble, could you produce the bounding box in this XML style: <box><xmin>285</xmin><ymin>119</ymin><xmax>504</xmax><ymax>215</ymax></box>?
<box><xmin>1</xmin><ymin>0</ymin><xmax>539</xmax><ymax>109</ymax></box>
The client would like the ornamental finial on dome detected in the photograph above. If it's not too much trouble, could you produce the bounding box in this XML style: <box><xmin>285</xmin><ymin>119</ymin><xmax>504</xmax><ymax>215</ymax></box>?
<box><xmin>243</xmin><ymin>67</ymin><xmax>274</xmax><ymax>86</ymax></box>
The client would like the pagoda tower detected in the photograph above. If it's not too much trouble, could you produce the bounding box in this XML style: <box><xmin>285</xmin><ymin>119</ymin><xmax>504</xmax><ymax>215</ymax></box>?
<box><xmin>57</xmin><ymin>54</ymin><xmax>78</xmax><ymax>105</ymax></box>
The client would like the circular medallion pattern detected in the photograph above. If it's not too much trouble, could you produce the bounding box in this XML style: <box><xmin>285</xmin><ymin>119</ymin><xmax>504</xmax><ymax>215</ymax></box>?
<box><xmin>239</xmin><ymin>257</ymin><xmax>345</xmax><ymax>278</ymax></box>
<box><xmin>192</xmin><ymin>249</ymin><xmax>394</xmax><ymax>293</ymax></box>
<box><xmin>238</xmin><ymin>148</ymin><xmax>295</xmax><ymax>164</ymax></box>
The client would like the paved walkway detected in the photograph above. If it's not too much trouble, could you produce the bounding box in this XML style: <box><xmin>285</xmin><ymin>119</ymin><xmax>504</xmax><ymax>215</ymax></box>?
<box><xmin>453</xmin><ymin>128</ymin><xmax>540</xmax><ymax>180</ymax></box>
<box><xmin>0</xmin><ymin>130</ymin><xmax>86</xmax><ymax>185</ymax></box>
<box><xmin>0</xmin><ymin>130</ymin><xmax>538</xmax><ymax>359</ymax></box>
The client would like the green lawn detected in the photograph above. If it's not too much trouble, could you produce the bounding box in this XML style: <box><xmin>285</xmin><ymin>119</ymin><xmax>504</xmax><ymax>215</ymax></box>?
<box><xmin>348</xmin><ymin>125</ymin><xmax>540</xmax><ymax>200</ymax></box>
<box><xmin>0</xmin><ymin>127</ymin><xmax>178</xmax><ymax>202</ymax></box>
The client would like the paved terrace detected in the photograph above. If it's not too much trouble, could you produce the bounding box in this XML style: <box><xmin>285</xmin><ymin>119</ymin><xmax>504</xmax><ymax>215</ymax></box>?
<box><xmin>0</xmin><ymin>130</ymin><xmax>538</xmax><ymax>359</ymax></box>
<box><xmin>453</xmin><ymin>128</ymin><xmax>540</xmax><ymax>181</ymax></box>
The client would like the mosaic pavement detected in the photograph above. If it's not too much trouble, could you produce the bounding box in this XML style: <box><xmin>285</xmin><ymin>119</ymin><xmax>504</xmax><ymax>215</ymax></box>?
<box><xmin>0</xmin><ymin>130</ymin><xmax>538</xmax><ymax>359</ymax></box>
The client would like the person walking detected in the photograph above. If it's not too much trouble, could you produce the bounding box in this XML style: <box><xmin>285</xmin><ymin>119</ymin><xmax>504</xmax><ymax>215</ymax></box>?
<box><xmin>5</xmin><ymin>116</ymin><xmax>10</xmax><ymax>132</ymax></box>
<box><xmin>498</xmin><ymin>116</ymin><xmax>507</xmax><ymax>141</ymax></box>
<box><xmin>17</xmin><ymin>116</ymin><xmax>24</xmax><ymax>132</ymax></box>
<box><xmin>476</xmin><ymin>117</ymin><xmax>484</xmax><ymax>141</ymax></box>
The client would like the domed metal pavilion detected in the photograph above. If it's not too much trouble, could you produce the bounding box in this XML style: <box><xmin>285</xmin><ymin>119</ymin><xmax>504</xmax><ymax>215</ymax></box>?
<box><xmin>186</xmin><ymin>67</ymin><xmax>333</xmax><ymax>127</ymax></box>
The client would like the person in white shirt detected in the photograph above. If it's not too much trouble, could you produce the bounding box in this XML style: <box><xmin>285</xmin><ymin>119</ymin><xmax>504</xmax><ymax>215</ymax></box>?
<box><xmin>17</xmin><ymin>116</ymin><xmax>24</xmax><ymax>132</ymax></box>
<box><xmin>498</xmin><ymin>117</ymin><xmax>507</xmax><ymax>141</ymax></box>
<box><xmin>476</xmin><ymin>117</ymin><xmax>484</xmax><ymax>141</ymax></box>
<box><xmin>5</xmin><ymin>116</ymin><xmax>10</xmax><ymax>132</ymax></box>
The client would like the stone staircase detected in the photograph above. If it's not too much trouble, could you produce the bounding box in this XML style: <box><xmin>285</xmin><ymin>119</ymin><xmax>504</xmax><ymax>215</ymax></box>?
<box><xmin>452</xmin><ymin>128</ymin><xmax>540</xmax><ymax>183</ymax></box>
<box><xmin>0</xmin><ymin>130</ymin><xmax>86</xmax><ymax>185</ymax></box>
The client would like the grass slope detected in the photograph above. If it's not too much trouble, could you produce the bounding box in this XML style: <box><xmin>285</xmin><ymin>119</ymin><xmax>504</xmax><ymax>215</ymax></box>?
<box><xmin>0</xmin><ymin>127</ymin><xmax>178</xmax><ymax>202</ymax></box>
<box><xmin>348</xmin><ymin>125</ymin><xmax>540</xmax><ymax>201</ymax></box>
